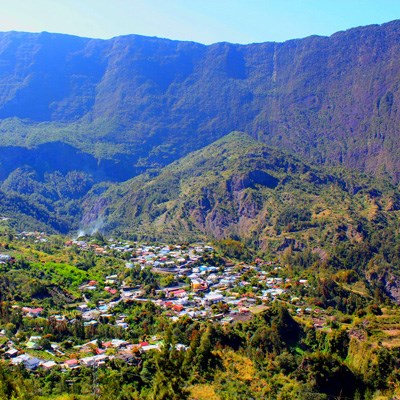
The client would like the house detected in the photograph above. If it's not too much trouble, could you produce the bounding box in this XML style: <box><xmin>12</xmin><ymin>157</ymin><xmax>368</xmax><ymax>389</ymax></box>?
<box><xmin>63</xmin><ymin>359</ymin><xmax>79</xmax><ymax>369</ymax></box>
<box><xmin>221</xmin><ymin>316</ymin><xmax>233</xmax><ymax>324</ymax></box>
<box><xmin>26</xmin><ymin>341</ymin><xmax>41</xmax><ymax>350</ymax></box>
<box><xmin>219</xmin><ymin>278</ymin><xmax>233</xmax><ymax>287</ymax></box>
<box><xmin>4</xmin><ymin>348</ymin><xmax>19</xmax><ymax>358</ymax></box>
<box><xmin>41</xmin><ymin>360</ymin><xmax>58</xmax><ymax>370</ymax></box>
<box><xmin>50</xmin><ymin>315</ymin><xmax>66</xmax><ymax>322</ymax></box>
<box><xmin>104</xmin><ymin>287</ymin><xmax>118</xmax><ymax>295</ymax></box>
<box><xmin>202</xmin><ymin>293</ymin><xmax>224</xmax><ymax>306</ymax></box>
<box><xmin>25</xmin><ymin>356</ymin><xmax>43</xmax><ymax>370</ymax></box>
<box><xmin>28</xmin><ymin>335</ymin><xmax>42</xmax><ymax>342</ymax></box>
<box><xmin>12</xmin><ymin>354</ymin><xmax>30</xmax><ymax>365</ymax></box>
<box><xmin>116</xmin><ymin>322</ymin><xmax>128</xmax><ymax>329</ymax></box>
<box><xmin>140</xmin><ymin>344</ymin><xmax>160</xmax><ymax>352</ymax></box>
<box><xmin>22</xmin><ymin>307</ymin><xmax>44</xmax><ymax>317</ymax></box>
<box><xmin>166</xmin><ymin>289</ymin><xmax>186</xmax><ymax>298</ymax></box>
<box><xmin>12</xmin><ymin>354</ymin><xmax>42</xmax><ymax>370</ymax></box>
<box><xmin>111</xmin><ymin>339</ymin><xmax>128</xmax><ymax>348</ymax></box>
<box><xmin>80</xmin><ymin>354</ymin><xmax>108</xmax><ymax>367</ymax></box>
<box><xmin>84</xmin><ymin>320</ymin><xmax>98</xmax><ymax>327</ymax></box>
<box><xmin>0</xmin><ymin>253</ymin><xmax>11</xmax><ymax>262</ymax></box>
<box><xmin>191</xmin><ymin>278</ymin><xmax>208</xmax><ymax>291</ymax></box>
<box><xmin>26</xmin><ymin>335</ymin><xmax>42</xmax><ymax>349</ymax></box>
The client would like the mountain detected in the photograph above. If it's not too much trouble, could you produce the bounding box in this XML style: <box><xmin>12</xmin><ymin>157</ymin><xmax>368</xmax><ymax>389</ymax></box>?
<box><xmin>0</xmin><ymin>21</ymin><xmax>400</xmax><ymax>180</ymax></box>
<box><xmin>82</xmin><ymin>132</ymin><xmax>400</xmax><ymax>252</ymax></box>
<box><xmin>0</xmin><ymin>22</ymin><xmax>400</xmax><ymax>232</ymax></box>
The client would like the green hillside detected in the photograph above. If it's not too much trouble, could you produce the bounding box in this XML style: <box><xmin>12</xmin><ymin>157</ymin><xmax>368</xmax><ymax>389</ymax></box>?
<box><xmin>0</xmin><ymin>23</ymin><xmax>400</xmax><ymax>235</ymax></box>
<box><xmin>84</xmin><ymin>131</ymin><xmax>399</xmax><ymax>260</ymax></box>
<box><xmin>1</xmin><ymin>21</ymin><xmax>400</xmax><ymax>188</ymax></box>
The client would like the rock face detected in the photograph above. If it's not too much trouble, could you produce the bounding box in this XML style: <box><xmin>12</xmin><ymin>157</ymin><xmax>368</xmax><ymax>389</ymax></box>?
<box><xmin>385</xmin><ymin>277</ymin><xmax>400</xmax><ymax>304</ymax></box>
<box><xmin>368</xmin><ymin>270</ymin><xmax>400</xmax><ymax>304</ymax></box>
<box><xmin>0</xmin><ymin>21</ymin><xmax>400</xmax><ymax>182</ymax></box>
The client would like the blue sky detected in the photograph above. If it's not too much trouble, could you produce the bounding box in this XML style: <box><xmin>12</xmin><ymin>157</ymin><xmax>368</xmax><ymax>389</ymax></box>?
<box><xmin>0</xmin><ymin>0</ymin><xmax>400</xmax><ymax>43</ymax></box>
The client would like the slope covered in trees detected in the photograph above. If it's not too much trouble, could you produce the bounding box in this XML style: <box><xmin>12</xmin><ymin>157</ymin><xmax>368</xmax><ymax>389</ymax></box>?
<box><xmin>0</xmin><ymin>21</ymin><xmax>400</xmax><ymax>183</ymax></box>
<box><xmin>0</xmin><ymin>22</ymin><xmax>399</xmax><ymax>232</ymax></box>
<box><xmin>83</xmin><ymin>132</ymin><xmax>400</xmax><ymax>258</ymax></box>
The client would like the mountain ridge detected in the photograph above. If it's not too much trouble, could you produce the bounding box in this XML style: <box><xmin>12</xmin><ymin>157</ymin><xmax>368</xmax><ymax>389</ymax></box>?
<box><xmin>2</xmin><ymin>18</ymin><xmax>399</xmax><ymax>45</ymax></box>
<box><xmin>0</xmin><ymin>21</ymin><xmax>400</xmax><ymax>233</ymax></box>
<box><xmin>0</xmin><ymin>20</ymin><xmax>400</xmax><ymax>183</ymax></box>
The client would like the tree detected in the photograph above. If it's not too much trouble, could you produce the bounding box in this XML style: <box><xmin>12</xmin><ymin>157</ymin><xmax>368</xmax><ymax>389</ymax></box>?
<box><xmin>72</xmin><ymin>315</ymin><xmax>85</xmax><ymax>340</ymax></box>
<box><xmin>151</xmin><ymin>327</ymin><xmax>189</xmax><ymax>399</ymax></box>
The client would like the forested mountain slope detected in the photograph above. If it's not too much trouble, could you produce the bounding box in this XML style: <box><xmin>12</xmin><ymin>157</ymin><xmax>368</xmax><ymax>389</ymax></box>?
<box><xmin>0</xmin><ymin>21</ymin><xmax>400</xmax><ymax>181</ymax></box>
<box><xmin>0</xmin><ymin>21</ymin><xmax>400</xmax><ymax>232</ymax></box>
<box><xmin>83</xmin><ymin>132</ymin><xmax>400</xmax><ymax>251</ymax></box>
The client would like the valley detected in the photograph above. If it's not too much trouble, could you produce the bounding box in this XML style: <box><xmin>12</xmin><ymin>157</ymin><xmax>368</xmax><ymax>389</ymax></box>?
<box><xmin>0</xmin><ymin>17</ymin><xmax>400</xmax><ymax>400</ymax></box>
<box><xmin>1</xmin><ymin>230</ymin><xmax>400</xmax><ymax>399</ymax></box>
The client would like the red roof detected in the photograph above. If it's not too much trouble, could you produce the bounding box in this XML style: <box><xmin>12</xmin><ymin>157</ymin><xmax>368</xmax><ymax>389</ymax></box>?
<box><xmin>169</xmin><ymin>289</ymin><xmax>186</xmax><ymax>295</ymax></box>
<box><xmin>22</xmin><ymin>307</ymin><xmax>43</xmax><ymax>314</ymax></box>
<box><xmin>65</xmin><ymin>359</ymin><xmax>79</xmax><ymax>366</ymax></box>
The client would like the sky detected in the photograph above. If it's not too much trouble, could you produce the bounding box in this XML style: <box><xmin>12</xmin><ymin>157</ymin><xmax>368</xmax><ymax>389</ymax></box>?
<box><xmin>0</xmin><ymin>0</ymin><xmax>400</xmax><ymax>44</ymax></box>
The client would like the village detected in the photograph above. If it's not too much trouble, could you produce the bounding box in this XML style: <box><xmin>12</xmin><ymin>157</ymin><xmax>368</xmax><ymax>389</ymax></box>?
<box><xmin>0</xmin><ymin>232</ymin><xmax>329</xmax><ymax>372</ymax></box>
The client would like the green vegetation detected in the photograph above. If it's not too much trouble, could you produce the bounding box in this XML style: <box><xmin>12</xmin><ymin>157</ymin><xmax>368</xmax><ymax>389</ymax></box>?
<box><xmin>0</xmin><ymin>22</ymin><xmax>400</xmax><ymax>236</ymax></box>
<box><xmin>0</xmin><ymin>23</ymin><xmax>400</xmax><ymax>399</ymax></box>
<box><xmin>0</xmin><ymin>232</ymin><xmax>400</xmax><ymax>399</ymax></box>
<box><xmin>89</xmin><ymin>132</ymin><xmax>400</xmax><ymax>263</ymax></box>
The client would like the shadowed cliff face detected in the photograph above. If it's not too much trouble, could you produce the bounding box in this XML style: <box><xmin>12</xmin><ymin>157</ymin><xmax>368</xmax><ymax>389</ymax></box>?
<box><xmin>0</xmin><ymin>22</ymin><xmax>399</xmax><ymax>181</ymax></box>
<box><xmin>0</xmin><ymin>142</ymin><xmax>138</xmax><ymax>182</ymax></box>
<box><xmin>0</xmin><ymin>141</ymin><xmax>145</xmax><ymax>233</ymax></box>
